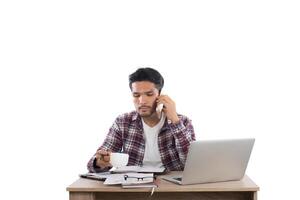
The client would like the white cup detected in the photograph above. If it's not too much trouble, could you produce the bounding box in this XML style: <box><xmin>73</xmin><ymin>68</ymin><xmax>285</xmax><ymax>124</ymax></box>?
<box><xmin>110</xmin><ymin>152</ymin><xmax>129</xmax><ymax>168</ymax></box>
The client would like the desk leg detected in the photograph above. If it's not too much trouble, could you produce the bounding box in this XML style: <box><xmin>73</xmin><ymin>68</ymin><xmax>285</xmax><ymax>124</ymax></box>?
<box><xmin>69</xmin><ymin>192</ymin><xmax>95</xmax><ymax>200</ymax></box>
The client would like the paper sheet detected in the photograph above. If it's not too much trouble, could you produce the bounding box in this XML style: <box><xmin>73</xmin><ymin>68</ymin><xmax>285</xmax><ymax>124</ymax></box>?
<box><xmin>103</xmin><ymin>173</ymin><xmax>154</xmax><ymax>185</ymax></box>
<box><xmin>110</xmin><ymin>165</ymin><xmax>165</xmax><ymax>173</ymax></box>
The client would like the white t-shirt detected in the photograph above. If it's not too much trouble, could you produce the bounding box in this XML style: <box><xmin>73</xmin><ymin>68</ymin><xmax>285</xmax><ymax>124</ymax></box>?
<box><xmin>142</xmin><ymin>114</ymin><xmax>166</xmax><ymax>168</ymax></box>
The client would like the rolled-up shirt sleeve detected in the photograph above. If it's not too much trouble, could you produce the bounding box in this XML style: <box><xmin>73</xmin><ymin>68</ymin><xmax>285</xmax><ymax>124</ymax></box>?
<box><xmin>168</xmin><ymin>117</ymin><xmax>195</xmax><ymax>167</ymax></box>
<box><xmin>87</xmin><ymin>119</ymin><xmax>123</xmax><ymax>173</ymax></box>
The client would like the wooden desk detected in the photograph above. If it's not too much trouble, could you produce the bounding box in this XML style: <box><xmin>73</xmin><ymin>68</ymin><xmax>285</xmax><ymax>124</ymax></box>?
<box><xmin>67</xmin><ymin>172</ymin><xmax>259</xmax><ymax>200</ymax></box>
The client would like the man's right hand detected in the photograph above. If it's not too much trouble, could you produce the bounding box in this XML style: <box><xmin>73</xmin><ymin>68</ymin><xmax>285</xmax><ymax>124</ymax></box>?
<box><xmin>95</xmin><ymin>150</ymin><xmax>112</xmax><ymax>169</ymax></box>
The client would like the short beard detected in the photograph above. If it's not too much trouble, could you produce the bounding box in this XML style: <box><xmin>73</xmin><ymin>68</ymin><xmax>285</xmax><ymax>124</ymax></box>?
<box><xmin>139</xmin><ymin>109</ymin><xmax>155</xmax><ymax>118</ymax></box>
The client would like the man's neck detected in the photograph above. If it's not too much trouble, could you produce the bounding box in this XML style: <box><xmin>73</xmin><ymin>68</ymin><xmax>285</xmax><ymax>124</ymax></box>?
<box><xmin>142</xmin><ymin>113</ymin><xmax>160</xmax><ymax>127</ymax></box>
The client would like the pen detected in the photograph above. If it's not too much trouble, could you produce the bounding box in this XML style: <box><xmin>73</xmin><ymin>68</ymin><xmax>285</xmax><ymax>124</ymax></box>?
<box><xmin>151</xmin><ymin>187</ymin><xmax>155</xmax><ymax>196</ymax></box>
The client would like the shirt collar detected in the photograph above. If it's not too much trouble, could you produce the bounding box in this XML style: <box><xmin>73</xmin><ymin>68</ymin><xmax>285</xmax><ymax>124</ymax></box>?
<box><xmin>131</xmin><ymin>111</ymin><xmax>171</xmax><ymax>131</ymax></box>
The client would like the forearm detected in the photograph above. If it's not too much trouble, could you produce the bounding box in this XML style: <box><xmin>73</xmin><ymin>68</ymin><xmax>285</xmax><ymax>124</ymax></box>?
<box><xmin>87</xmin><ymin>120</ymin><xmax>123</xmax><ymax>172</ymax></box>
<box><xmin>169</xmin><ymin>119</ymin><xmax>195</xmax><ymax>165</ymax></box>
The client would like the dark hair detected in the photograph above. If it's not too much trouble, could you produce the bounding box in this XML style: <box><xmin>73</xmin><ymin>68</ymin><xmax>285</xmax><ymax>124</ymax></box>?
<box><xmin>129</xmin><ymin>68</ymin><xmax>164</xmax><ymax>93</ymax></box>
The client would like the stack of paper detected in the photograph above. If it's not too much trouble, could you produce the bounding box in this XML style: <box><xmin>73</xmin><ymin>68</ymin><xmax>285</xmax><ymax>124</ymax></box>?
<box><xmin>103</xmin><ymin>172</ymin><xmax>157</xmax><ymax>188</ymax></box>
<box><xmin>80</xmin><ymin>165</ymin><xmax>161</xmax><ymax>189</ymax></box>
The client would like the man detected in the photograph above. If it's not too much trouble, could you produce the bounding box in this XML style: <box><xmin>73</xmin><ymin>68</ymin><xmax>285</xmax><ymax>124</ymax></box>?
<box><xmin>87</xmin><ymin>68</ymin><xmax>195</xmax><ymax>172</ymax></box>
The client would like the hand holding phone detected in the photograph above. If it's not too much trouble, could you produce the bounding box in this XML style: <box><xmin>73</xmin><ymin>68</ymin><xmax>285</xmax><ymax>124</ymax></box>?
<box><xmin>156</xmin><ymin>95</ymin><xmax>179</xmax><ymax>124</ymax></box>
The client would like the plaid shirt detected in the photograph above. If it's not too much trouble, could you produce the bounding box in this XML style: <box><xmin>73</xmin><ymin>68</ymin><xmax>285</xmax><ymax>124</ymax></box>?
<box><xmin>87</xmin><ymin>111</ymin><xmax>196</xmax><ymax>172</ymax></box>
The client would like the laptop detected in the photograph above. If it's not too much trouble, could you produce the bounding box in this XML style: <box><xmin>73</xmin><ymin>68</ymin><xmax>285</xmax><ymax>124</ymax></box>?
<box><xmin>162</xmin><ymin>138</ymin><xmax>255</xmax><ymax>185</ymax></box>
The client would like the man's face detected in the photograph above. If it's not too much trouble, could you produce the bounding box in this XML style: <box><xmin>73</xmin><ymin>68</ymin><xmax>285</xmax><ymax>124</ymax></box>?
<box><xmin>131</xmin><ymin>81</ymin><xmax>160</xmax><ymax>117</ymax></box>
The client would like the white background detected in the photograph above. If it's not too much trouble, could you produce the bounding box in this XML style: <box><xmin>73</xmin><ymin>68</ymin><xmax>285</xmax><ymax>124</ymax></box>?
<box><xmin>0</xmin><ymin>1</ymin><xmax>299</xmax><ymax>200</ymax></box>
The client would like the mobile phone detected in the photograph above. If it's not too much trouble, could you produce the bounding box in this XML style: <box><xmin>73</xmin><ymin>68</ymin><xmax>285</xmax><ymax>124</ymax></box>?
<box><xmin>156</xmin><ymin>103</ymin><xmax>164</xmax><ymax>119</ymax></box>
